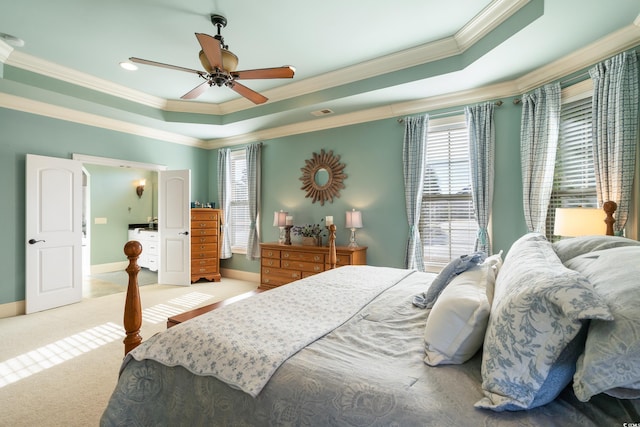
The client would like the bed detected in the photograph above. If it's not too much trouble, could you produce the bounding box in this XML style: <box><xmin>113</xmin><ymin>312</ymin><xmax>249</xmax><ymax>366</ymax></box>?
<box><xmin>101</xmin><ymin>232</ymin><xmax>640</xmax><ymax>426</ymax></box>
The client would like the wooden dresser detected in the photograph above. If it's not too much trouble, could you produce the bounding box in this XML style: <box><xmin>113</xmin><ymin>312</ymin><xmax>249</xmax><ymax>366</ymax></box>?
<box><xmin>190</xmin><ymin>208</ymin><xmax>222</xmax><ymax>282</ymax></box>
<box><xmin>260</xmin><ymin>242</ymin><xmax>367</xmax><ymax>290</ymax></box>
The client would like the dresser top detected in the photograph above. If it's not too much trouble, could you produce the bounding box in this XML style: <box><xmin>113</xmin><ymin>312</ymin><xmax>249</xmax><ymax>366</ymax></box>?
<box><xmin>260</xmin><ymin>242</ymin><xmax>367</xmax><ymax>252</ymax></box>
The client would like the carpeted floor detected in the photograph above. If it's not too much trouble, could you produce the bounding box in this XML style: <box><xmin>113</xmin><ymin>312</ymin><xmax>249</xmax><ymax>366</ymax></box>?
<box><xmin>0</xmin><ymin>277</ymin><xmax>258</xmax><ymax>427</ymax></box>
<box><xmin>89</xmin><ymin>268</ymin><xmax>158</xmax><ymax>286</ymax></box>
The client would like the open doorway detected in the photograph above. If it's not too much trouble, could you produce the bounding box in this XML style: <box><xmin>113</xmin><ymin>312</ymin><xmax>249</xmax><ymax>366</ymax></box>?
<box><xmin>74</xmin><ymin>154</ymin><xmax>166</xmax><ymax>298</ymax></box>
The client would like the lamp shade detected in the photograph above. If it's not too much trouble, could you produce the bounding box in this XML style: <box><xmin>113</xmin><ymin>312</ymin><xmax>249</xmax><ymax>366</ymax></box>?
<box><xmin>345</xmin><ymin>209</ymin><xmax>362</xmax><ymax>229</ymax></box>
<box><xmin>554</xmin><ymin>207</ymin><xmax>604</xmax><ymax>237</ymax></box>
<box><xmin>273</xmin><ymin>211</ymin><xmax>288</xmax><ymax>227</ymax></box>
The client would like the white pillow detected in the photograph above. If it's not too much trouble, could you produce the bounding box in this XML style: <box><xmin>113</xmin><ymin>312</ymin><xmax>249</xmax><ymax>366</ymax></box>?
<box><xmin>423</xmin><ymin>261</ymin><xmax>496</xmax><ymax>366</ymax></box>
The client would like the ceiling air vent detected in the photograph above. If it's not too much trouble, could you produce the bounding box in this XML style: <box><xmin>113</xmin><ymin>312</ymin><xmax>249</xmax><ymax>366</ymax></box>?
<box><xmin>311</xmin><ymin>109</ymin><xmax>334</xmax><ymax>117</ymax></box>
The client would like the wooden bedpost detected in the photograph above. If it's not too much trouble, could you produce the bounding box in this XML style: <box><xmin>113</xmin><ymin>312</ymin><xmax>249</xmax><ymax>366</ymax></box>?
<box><xmin>123</xmin><ymin>240</ymin><xmax>143</xmax><ymax>355</ymax></box>
<box><xmin>603</xmin><ymin>200</ymin><xmax>617</xmax><ymax>236</ymax></box>
<box><xmin>328</xmin><ymin>224</ymin><xmax>337</xmax><ymax>269</ymax></box>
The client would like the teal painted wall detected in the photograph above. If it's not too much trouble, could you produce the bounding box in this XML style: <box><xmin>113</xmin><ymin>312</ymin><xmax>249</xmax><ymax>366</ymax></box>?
<box><xmin>219</xmin><ymin>97</ymin><xmax>529</xmax><ymax>274</ymax></box>
<box><xmin>0</xmin><ymin>108</ymin><xmax>210</xmax><ymax>304</ymax></box>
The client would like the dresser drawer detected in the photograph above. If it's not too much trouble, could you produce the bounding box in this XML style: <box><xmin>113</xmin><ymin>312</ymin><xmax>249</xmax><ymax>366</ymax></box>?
<box><xmin>192</xmin><ymin>264</ymin><xmax>219</xmax><ymax>275</ymax></box>
<box><xmin>192</xmin><ymin>250</ymin><xmax>218</xmax><ymax>259</ymax></box>
<box><xmin>191</xmin><ymin>243</ymin><xmax>218</xmax><ymax>253</ymax></box>
<box><xmin>261</xmin><ymin>257</ymin><xmax>281</xmax><ymax>268</ymax></box>
<box><xmin>282</xmin><ymin>259</ymin><xmax>324</xmax><ymax>273</ymax></box>
<box><xmin>192</xmin><ymin>235</ymin><xmax>218</xmax><ymax>244</ymax></box>
<box><xmin>262</xmin><ymin>267</ymin><xmax>301</xmax><ymax>281</ymax></box>
<box><xmin>191</xmin><ymin>211</ymin><xmax>219</xmax><ymax>222</ymax></box>
<box><xmin>192</xmin><ymin>220</ymin><xmax>218</xmax><ymax>230</ymax></box>
<box><xmin>191</xmin><ymin>227</ymin><xmax>218</xmax><ymax>237</ymax></box>
<box><xmin>262</xmin><ymin>248</ymin><xmax>281</xmax><ymax>259</ymax></box>
<box><xmin>192</xmin><ymin>258</ymin><xmax>216</xmax><ymax>268</ymax></box>
<box><xmin>281</xmin><ymin>250</ymin><xmax>324</xmax><ymax>263</ymax></box>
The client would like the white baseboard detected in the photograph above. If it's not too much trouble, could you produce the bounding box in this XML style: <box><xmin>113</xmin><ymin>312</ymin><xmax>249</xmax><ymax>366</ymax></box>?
<box><xmin>221</xmin><ymin>268</ymin><xmax>259</xmax><ymax>283</ymax></box>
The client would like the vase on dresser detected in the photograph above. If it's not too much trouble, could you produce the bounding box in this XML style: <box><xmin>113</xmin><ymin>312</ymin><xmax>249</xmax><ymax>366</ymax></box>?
<box><xmin>301</xmin><ymin>236</ymin><xmax>317</xmax><ymax>246</ymax></box>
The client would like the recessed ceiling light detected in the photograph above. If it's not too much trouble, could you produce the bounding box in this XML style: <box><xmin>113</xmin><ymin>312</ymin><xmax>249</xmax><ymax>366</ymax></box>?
<box><xmin>311</xmin><ymin>108</ymin><xmax>334</xmax><ymax>117</ymax></box>
<box><xmin>119</xmin><ymin>61</ymin><xmax>138</xmax><ymax>71</ymax></box>
<box><xmin>0</xmin><ymin>32</ymin><xmax>25</xmax><ymax>47</ymax></box>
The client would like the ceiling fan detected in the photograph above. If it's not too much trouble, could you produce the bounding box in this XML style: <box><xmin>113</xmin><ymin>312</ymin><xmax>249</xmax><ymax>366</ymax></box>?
<box><xmin>130</xmin><ymin>14</ymin><xmax>295</xmax><ymax>104</ymax></box>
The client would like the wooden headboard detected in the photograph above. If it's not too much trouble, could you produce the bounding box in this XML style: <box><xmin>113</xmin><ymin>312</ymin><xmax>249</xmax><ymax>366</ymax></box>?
<box><xmin>122</xmin><ymin>223</ymin><xmax>339</xmax><ymax>355</ymax></box>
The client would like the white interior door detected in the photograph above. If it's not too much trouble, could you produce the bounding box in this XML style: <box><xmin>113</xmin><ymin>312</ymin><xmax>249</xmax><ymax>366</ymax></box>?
<box><xmin>158</xmin><ymin>170</ymin><xmax>191</xmax><ymax>286</ymax></box>
<box><xmin>26</xmin><ymin>154</ymin><xmax>83</xmax><ymax>314</ymax></box>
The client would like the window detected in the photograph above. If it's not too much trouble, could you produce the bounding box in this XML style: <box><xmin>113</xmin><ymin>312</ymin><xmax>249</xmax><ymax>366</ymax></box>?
<box><xmin>421</xmin><ymin>119</ymin><xmax>478</xmax><ymax>270</ymax></box>
<box><xmin>546</xmin><ymin>95</ymin><xmax>597</xmax><ymax>241</ymax></box>
<box><xmin>229</xmin><ymin>149</ymin><xmax>250</xmax><ymax>253</ymax></box>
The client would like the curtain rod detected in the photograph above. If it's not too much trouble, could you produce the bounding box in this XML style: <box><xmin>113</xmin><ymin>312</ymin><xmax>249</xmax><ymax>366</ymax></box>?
<box><xmin>513</xmin><ymin>71</ymin><xmax>592</xmax><ymax>105</ymax></box>
<box><xmin>397</xmin><ymin>100</ymin><xmax>503</xmax><ymax>123</ymax></box>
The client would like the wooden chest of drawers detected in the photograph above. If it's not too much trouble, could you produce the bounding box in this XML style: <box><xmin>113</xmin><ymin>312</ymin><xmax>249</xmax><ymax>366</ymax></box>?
<box><xmin>191</xmin><ymin>208</ymin><xmax>222</xmax><ymax>283</ymax></box>
<box><xmin>260</xmin><ymin>242</ymin><xmax>367</xmax><ymax>290</ymax></box>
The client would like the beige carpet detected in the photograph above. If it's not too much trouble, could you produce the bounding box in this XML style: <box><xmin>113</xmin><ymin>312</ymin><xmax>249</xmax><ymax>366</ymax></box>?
<box><xmin>0</xmin><ymin>278</ymin><xmax>258</xmax><ymax>427</ymax></box>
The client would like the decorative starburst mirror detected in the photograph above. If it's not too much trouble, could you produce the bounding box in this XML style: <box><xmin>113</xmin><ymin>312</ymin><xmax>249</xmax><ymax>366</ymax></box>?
<box><xmin>299</xmin><ymin>149</ymin><xmax>347</xmax><ymax>205</ymax></box>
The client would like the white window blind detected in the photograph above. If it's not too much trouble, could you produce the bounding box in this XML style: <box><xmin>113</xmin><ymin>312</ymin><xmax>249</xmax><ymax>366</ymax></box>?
<box><xmin>421</xmin><ymin>121</ymin><xmax>477</xmax><ymax>270</ymax></box>
<box><xmin>230</xmin><ymin>149</ymin><xmax>250</xmax><ymax>252</ymax></box>
<box><xmin>546</xmin><ymin>96</ymin><xmax>597</xmax><ymax>240</ymax></box>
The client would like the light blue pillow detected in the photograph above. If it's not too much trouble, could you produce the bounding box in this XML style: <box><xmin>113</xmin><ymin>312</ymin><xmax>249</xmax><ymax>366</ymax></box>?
<box><xmin>412</xmin><ymin>251</ymin><xmax>486</xmax><ymax>309</ymax></box>
<box><xmin>475</xmin><ymin>234</ymin><xmax>612</xmax><ymax>411</ymax></box>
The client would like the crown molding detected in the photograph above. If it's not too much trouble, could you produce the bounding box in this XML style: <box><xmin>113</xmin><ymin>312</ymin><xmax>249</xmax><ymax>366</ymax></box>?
<box><xmin>3</xmin><ymin>12</ymin><xmax>638</xmax><ymax>151</ymax></box>
<box><xmin>0</xmin><ymin>40</ymin><xmax>13</xmax><ymax>64</ymax></box>
<box><xmin>6</xmin><ymin>50</ymin><xmax>168</xmax><ymax>109</ymax></box>
<box><xmin>3</xmin><ymin>0</ymin><xmax>527</xmax><ymax>117</ymax></box>
<box><xmin>205</xmin><ymin>80</ymin><xmax>521</xmax><ymax>149</ymax></box>
<box><xmin>456</xmin><ymin>0</ymin><xmax>530</xmax><ymax>51</ymax></box>
<box><xmin>515</xmin><ymin>16</ymin><xmax>640</xmax><ymax>93</ymax></box>
<box><xmin>207</xmin><ymin>15</ymin><xmax>640</xmax><ymax>150</ymax></box>
<box><xmin>0</xmin><ymin>92</ymin><xmax>206</xmax><ymax>148</ymax></box>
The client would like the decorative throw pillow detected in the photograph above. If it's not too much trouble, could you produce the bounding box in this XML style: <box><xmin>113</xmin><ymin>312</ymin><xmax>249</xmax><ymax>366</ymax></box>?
<box><xmin>423</xmin><ymin>261</ymin><xmax>495</xmax><ymax>365</ymax></box>
<box><xmin>552</xmin><ymin>234</ymin><xmax>640</xmax><ymax>264</ymax></box>
<box><xmin>412</xmin><ymin>251</ymin><xmax>486</xmax><ymax>309</ymax></box>
<box><xmin>475</xmin><ymin>233</ymin><xmax>613</xmax><ymax>411</ymax></box>
<box><xmin>483</xmin><ymin>251</ymin><xmax>503</xmax><ymax>305</ymax></box>
<box><xmin>566</xmin><ymin>246</ymin><xmax>640</xmax><ymax>401</ymax></box>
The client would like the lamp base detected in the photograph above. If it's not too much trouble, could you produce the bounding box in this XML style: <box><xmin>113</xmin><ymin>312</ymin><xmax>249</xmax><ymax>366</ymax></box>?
<box><xmin>348</xmin><ymin>228</ymin><xmax>358</xmax><ymax>248</ymax></box>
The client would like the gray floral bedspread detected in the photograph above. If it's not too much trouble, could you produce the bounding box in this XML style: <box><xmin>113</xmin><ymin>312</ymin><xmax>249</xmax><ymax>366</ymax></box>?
<box><xmin>126</xmin><ymin>265</ymin><xmax>414</xmax><ymax>397</ymax></box>
<box><xmin>102</xmin><ymin>266</ymin><xmax>639</xmax><ymax>427</ymax></box>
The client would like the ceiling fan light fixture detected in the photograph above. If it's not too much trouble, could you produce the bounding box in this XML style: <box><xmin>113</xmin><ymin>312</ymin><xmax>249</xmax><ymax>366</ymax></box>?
<box><xmin>199</xmin><ymin>48</ymin><xmax>238</xmax><ymax>73</ymax></box>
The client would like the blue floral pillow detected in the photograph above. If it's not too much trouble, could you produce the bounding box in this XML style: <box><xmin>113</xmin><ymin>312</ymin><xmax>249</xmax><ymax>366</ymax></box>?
<box><xmin>475</xmin><ymin>233</ymin><xmax>612</xmax><ymax>411</ymax></box>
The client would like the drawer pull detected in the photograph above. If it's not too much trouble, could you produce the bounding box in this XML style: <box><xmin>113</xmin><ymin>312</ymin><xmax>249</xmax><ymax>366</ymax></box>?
<box><xmin>314</xmin><ymin>255</ymin><xmax>321</xmax><ymax>261</ymax></box>
<box><xmin>265</xmin><ymin>268</ymin><xmax>270</xmax><ymax>273</ymax></box>
<box><xmin>314</xmin><ymin>266</ymin><xmax>321</xmax><ymax>271</ymax></box>
<box><xmin>283</xmin><ymin>253</ymin><xmax>290</xmax><ymax>258</ymax></box>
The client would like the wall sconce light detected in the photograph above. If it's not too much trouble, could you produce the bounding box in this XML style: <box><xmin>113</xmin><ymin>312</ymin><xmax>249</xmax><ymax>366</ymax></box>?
<box><xmin>345</xmin><ymin>208</ymin><xmax>363</xmax><ymax>248</ymax></box>
<box><xmin>136</xmin><ymin>179</ymin><xmax>145</xmax><ymax>198</ymax></box>
<box><xmin>273</xmin><ymin>210</ymin><xmax>289</xmax><ymax>244</ymax></box>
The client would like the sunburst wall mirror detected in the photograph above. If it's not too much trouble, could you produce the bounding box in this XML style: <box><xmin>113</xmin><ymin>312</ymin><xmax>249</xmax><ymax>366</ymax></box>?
<box><xmin>299</xmin><ymin>149</ymin><xmax>347</xmax><ymax>205</ymax></box>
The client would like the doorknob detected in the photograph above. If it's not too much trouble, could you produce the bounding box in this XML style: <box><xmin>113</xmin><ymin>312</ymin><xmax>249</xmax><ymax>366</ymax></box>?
<box><xmin>28</xmin><ymin>239</ymin><xmax>45</xmax><ymax>244</ymax></box>
<box><xmin>179</xmin><ymin>231</ymin><xmax>189</xmax><ymax>235</ymax></box>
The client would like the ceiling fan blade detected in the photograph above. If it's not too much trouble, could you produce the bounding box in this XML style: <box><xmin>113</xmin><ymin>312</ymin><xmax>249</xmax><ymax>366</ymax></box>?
<box><xmin>228</xmin><ymin>81</ymin><xmax>268</xmax><ymax>104</ymax></box>
<box><xmin>129</xmin><ymin>57</ymin><xmax>203</xmax><ymax>75</ymax></box>
<box><xmin>232</xmin><ymin>66</ymin><xmax>295</xmax><ymax>80</ymax></box>
<box><xmin>195</xmin><ymin>33</ymin><xmax>223</xmax><ymax>71</ymax></box>
<box><xmin>181</xmin><ymin>81</ymin><xmax>210</xmax><ymax>99</ymax></box>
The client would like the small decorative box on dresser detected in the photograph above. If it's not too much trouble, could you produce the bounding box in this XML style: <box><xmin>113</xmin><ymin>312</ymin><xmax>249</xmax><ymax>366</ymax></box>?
<box><xmin>191</xmin><ymin>208</ymin><xmax>222</xmax><ymax>283</ymax></box>
<box><xmin>260</xmin><ymin>243</ymin><xmax>367</xmax><ymax>290</ymax></box>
